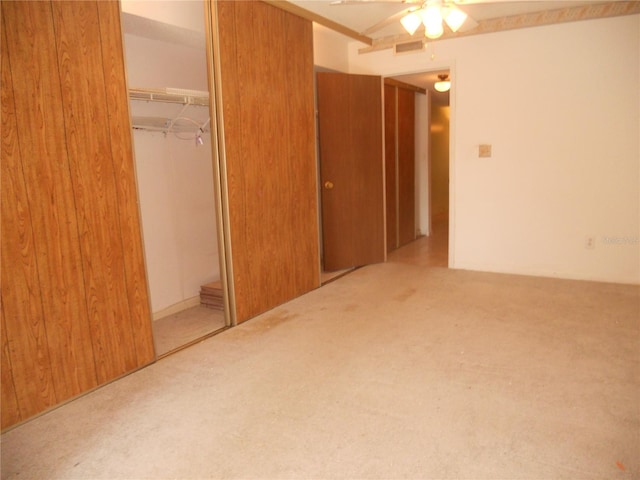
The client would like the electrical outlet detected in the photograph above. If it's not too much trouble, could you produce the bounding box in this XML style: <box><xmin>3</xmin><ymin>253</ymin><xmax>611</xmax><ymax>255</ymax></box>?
<box><xmin>585</xmin><ymin>236</ymin><xmax>596</xmax><ymax>249</ymax></box>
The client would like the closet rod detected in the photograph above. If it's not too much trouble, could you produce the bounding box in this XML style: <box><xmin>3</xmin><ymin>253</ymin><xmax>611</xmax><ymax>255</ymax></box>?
<box><xmin>129</xmin><ymin>87</ymin><xmax>209</xmax><ymax>106</ymax></box>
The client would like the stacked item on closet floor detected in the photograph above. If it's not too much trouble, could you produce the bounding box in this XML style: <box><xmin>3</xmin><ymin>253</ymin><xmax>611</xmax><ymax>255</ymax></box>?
<box><xmin>200</xmin><ymin>281</ymin><xmax>224</xmax><ymax>310</ymax></box>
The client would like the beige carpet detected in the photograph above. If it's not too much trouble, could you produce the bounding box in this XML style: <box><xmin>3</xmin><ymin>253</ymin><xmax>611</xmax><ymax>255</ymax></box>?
<box><xmin>152</xmin><ymin>305</ymin><xmax>226</xmax><ymax>356</ymax></box>
<box><xmin>1</xmin><ymin>262</ymin><xmax>638</xmax><ymax>479</ymax></box>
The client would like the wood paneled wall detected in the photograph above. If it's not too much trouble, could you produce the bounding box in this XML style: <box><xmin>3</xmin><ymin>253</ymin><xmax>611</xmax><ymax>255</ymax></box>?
<box><xmin>1</xmin><ymin>1</ymin><xmax>154</xmax><ymax>430</ymax></box>
<box><xmin>216</xmin><ymin>1</ymin><xmax>320</xmax><ymax>323</ymax></box>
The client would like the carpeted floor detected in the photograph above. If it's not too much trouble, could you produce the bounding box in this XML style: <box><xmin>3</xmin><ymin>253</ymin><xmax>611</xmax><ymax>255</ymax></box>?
<box><xmin>1</xmin><ymin>256</ymin><xmax>638</xmax><ymax>479</ymax></box>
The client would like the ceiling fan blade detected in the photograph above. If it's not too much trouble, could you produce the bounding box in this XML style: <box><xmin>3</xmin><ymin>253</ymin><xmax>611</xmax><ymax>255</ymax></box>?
<box><xmin>360</xmin><ymin>6</ymin><xmax>418</xmax><ymax>35</ymax></box>
<box><xmin>456</xmin><ymin>13</ymin><xmax>478</xmax><ymax>32</ymax></box>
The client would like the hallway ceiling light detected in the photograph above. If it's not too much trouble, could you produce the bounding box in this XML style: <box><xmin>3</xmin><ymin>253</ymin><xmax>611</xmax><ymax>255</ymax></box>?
<box><xmin>401</xmin><ymin>0</ymin><xmax>468</xmax><ymax>39</ymax></box>
<box><xmin>434</xmin><ymin>74</ymin><xmax>451</xmax><ymax>92</ymax></box>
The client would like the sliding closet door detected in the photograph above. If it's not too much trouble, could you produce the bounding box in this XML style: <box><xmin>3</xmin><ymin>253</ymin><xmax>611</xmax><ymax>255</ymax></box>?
<box><xmin>384</xmin><ymin>80</ymin><xmax>417</xmax><ymax>251</ymax></box>
<box><xmin>397</xmin><ymin>87</ymin><xmax>416</xmax><ymax>247</ymax></box>
<box><xmin>215</xmin><ymin>1</ymin><xmax>320</xmax><ymax>323</ymax></box>
<box><xmin>385</xmin><ymin>83</ymin><xmax>398</xmax><ymax>252</ymax></box>
<box><xmin>1</xmin><ymin>0</ymin><xmax>154</xmax><ymax>430</ymax></box>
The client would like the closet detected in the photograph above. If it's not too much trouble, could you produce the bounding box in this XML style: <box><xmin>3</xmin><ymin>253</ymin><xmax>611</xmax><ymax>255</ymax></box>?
<box><xmin>1</xmin><ymin>0</ymin><xmax>324</xmax><ymax>431</ymax></box>
<box><xmin>121</xmin><ymin>0</ymin><xmax>226</xmax><ymax>355</ymax></box>
<box><xmin>384</xmin><ymin>79</ymin><xmax>424</xmax><ymax>251</ymax></box>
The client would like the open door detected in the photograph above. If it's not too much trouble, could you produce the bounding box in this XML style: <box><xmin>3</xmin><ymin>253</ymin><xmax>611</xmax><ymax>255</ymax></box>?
<box><xmin>317</xmin><ymin>72</ymin><xmax>386</xmax><ymax>271</ymax></box>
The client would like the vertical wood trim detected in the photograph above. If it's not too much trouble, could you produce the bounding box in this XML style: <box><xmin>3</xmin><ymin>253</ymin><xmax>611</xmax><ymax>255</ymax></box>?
<box><xmin>2</xmin><ymin>1</ymin><xmax>99</xmax><ymax>415</ymax></box>
<box><xmin>217</xmin><ymin>1</ymin><xmax>319</xmax><ymax>323</ymax></box>
<box><xmin>52</xmin><ymin>1</ymin><xmax>138</xmax><ymax>382</ymax></box>
<box><xmin>96</xmin><ymin>0</ymin><xmax>155</xmax><ymax>365</ymax></box>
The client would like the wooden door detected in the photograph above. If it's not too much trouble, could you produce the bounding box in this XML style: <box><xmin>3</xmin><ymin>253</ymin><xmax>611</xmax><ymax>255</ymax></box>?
<box><xmin>215</xmin><ymin>1</ymin><xmax>320</xmax><ymax>323</ymax></box>
<box><xmin>317</xmin><ymin>72</ymin><xmax>386</xmax><ymax>271</ymax></box>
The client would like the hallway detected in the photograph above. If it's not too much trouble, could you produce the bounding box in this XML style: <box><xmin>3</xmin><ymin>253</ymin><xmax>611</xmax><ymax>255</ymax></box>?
<box><xmin>388</xmin><ymin>215</ymin><xmax>449</xmax><ymax>268</ymax></box>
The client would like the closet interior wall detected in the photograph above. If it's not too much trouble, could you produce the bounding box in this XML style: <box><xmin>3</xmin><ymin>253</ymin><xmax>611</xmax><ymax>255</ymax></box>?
<box><xmin>122</xmin><ymin>1</ymin><xmax>221</xmax><ymax>318</ymax></box>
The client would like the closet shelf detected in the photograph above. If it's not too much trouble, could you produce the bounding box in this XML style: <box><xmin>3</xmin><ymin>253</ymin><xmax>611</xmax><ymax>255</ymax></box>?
<box><xmin>129</xmin><ymin>87</ymin><xmax>209</xmax><ymax>106</ymax></box>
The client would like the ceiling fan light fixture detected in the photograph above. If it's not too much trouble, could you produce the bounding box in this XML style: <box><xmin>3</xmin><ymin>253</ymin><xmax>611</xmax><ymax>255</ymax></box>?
<box><xmin>421</xmin><ymin>5</ymin><xmax>444</xmax><ymax>39</ymax></box>
<box><xmin>434</xmin><ymin>74</ymin><xmax>451</xmax><ymax>92</ymax></box>
<box><xmin>443</xmin><ymin>5</ymin><xmax>467</xmax><ymax>32</ymax></box>
<box><xmin>400</xmin><ymin>11</ymin><xmax>422</xmax><ymax>36</ymax></box>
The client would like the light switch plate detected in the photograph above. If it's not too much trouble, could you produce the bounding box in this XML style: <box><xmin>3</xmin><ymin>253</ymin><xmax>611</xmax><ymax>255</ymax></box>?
<box><xmin>479</xmin><ymin>144</ymin><xmax>492</xmax><ymax>158</ymax></box>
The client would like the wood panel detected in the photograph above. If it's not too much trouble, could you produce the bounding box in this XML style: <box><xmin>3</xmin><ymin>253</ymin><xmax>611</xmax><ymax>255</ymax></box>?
<box><xmin>1</xmin><ymin>310</ymin><xmax>21</xmax><ymax>428</ymax></box>
<box><xmin>1</xmin><ymin>15</ymin><xmax>58</xmax><ymax>425</ymax></box>
<box><xmin>1</xmin><ymin>0</ymin><xmax>155</xmax><ymax>430</ymax></box>
<box><xmin>317</xmin><ymin>72</ymin><xmax>386</xmax><ymax>271</ymax></box>
<box><xmin>216</xmin><ymin>1</ymin><xmax>320</xmax><ymax>323</ymax></box>
<box><xmin>96</xmin><ymin>1</ymin><xmax>155</xmax><ymax>366</ymax></box>
<box><xmin>52</xmin><ymin>1</ymin><xmax>138</xmax><ymax>382</ymax></box>
<box><xmin>384</xmin><ymin>84</ymin><xmax>397</xmax><ymax>252</ymax></box>
<box><xmin>397</xmin><ymin>87</ymin><xmax>416</xmax><ymax>247</ymax></box>
<box><xmin>1</xmin><ymin>1</ymin><xmax>97</xmax><ymax>426</ymax></box>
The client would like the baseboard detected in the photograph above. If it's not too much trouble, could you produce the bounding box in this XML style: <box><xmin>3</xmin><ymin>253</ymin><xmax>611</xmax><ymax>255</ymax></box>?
<box><xmin>153</xmin><ymin>296</ymin><xmax>201</xmax><ymax>321</ymax></box>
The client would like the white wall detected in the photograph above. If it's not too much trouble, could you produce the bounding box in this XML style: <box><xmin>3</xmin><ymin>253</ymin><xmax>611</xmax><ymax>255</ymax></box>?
<box><xmin>134</xmin><ymin>131</ymin><xmax>219</xmax><ymax>313</ymax></box>
<box><xmin>313</xmin><ymin>24</ymin><xmax>351</xmax><ymax>72</ymax></box>
<box><xmin>124</xmin><ymin>30</ymin><xmax>219</xmax><ymax>313</ymax></box>
<box><xmin>347</xmin><ymin>15</ymin><xmax>640</xmax><ymax>284</ymax></box>
<box><xmin>121</xmin><ymin>0</ymin><xmax>204</xmax><ymax>33</ymax></box>
<box><xmin>124</xmin><ymin>34</ymin><xmax>207</xmax><ymax>91</ymax></box>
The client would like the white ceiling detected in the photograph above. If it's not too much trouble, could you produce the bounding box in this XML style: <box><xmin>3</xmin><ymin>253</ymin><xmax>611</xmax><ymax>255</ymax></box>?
<box><xmin>287</xmin><ymin>0</ymin><xmax>630</xmax><ymax>40</ymax></box>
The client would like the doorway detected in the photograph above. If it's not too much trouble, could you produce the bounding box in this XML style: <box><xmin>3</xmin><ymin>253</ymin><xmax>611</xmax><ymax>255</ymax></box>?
<box><xmin>386</xmin><ymin>69</ymin><xmax>451</xmax><ymax>268</ymax></box>
<box><xmin>121</xmin><ymin>0</ymin><xmax>227</xmax><ymax>356</ymax></box>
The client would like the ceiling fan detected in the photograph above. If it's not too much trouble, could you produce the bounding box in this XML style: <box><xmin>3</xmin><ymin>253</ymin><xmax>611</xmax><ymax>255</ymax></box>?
<box><xmin>331</xmin><ymin>0</ymin><xmax>532</xmax><ymax>39</ymax></box>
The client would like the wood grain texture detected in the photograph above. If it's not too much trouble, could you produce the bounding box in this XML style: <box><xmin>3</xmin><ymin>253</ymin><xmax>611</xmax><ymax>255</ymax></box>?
<box><xmin>217</xmin><ymin>1</ymin><xmax>320</xmax><ymax>323</ymax></box>
<box><xmin>1</xmin><ymin>0</ymin><xmax>155</xmax><ymax>429</ymax></box>
<box><xmin>317</xmin><ymin>72</ymin><xmax>386</xmax><ymax>271</ymax></box>
<box><xmin>1</xmin><ymin>1</ymin><xmax>98</xmax><ymax>422</ymax></box>
<box><xmin>384</xmin><ymin>84</ymin><xmax>398</xmax><ymax>252</ymax></box>
<box><xmin>1</xmin><ymin>15</ymin><xmax>57</xmax><ymax>426</ymax></box>
<box><xmin>96</xmin><ymin>1</ymin><xmax>155</xmax><ymax>366</ymax></box>
<box><xmin>397</xmin><ymin>87</ymin><xmax>415</xmax><ymax>247</ymax></box>
<box><xmin>0</xmin><ymin>309</ymin><xmax>21</xmax><ymax>429</ymax></box>
<box><xmin>52</xmin><ymin>1</ymin><xmax>138</xmax><ymax>382</ymax></box>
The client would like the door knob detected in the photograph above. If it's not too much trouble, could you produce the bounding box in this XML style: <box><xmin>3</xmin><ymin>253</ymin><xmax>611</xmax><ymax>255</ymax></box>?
<box><xmin>324</xmin><ymin>181</ymin><xmax>334</xmax><ymax>190</ymax></box>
